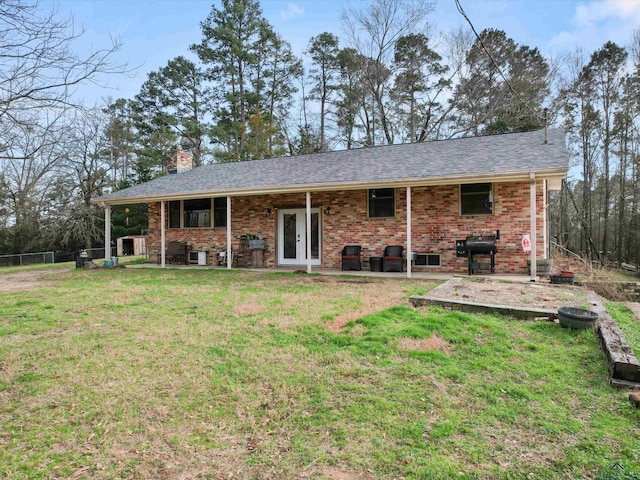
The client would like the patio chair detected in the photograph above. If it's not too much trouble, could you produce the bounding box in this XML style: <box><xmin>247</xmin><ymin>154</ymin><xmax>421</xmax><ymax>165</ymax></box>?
<box><xmin>383</xmin><ymin>245</ymin><xmax>403</xmax><ymax>272</ymax></box>
<box><xmin>166</xmin><ymin>241</ymin><xmax>189</xmax><ymax>264</ymax></box>
<box><xmin>341</xmin><ymin>245</ymin><xmax>362</xmax><ymax>271</ymax></box>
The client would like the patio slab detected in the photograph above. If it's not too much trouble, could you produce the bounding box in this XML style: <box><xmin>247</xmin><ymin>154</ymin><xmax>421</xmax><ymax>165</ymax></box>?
<box><xmin>126</xmin><ymin>262</ymin><xmax>537</xmax><ymax>283</ymax></box>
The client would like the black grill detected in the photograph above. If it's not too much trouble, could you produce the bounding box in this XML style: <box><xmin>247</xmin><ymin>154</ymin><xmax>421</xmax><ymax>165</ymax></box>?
<box><xmin>465</xmin><ymin>235</ymin><xmax>497</xmax><ymax>254</ymax></box>
<box><xmin>458</xmin><ymin>231</ymin><xmax>499</xmax><ymax>274</ymax></box>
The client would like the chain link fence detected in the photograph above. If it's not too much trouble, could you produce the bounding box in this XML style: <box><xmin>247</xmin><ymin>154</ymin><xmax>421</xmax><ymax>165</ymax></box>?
<box><xmin>0</xmin><ymin>251</ymin><xmax>55</xmax><ymax>267</ymax></box>
<box><xmin>0</xmin><ymin>247</ymin><xmax>119</xmax><ymax>268</ymax></box>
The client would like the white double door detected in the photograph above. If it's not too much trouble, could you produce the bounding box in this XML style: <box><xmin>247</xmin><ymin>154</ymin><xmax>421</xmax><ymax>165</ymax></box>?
<box><xmin>277</xmin><ymin>208</ymin><xmax>321</xmax><ymax>265</ymax></box>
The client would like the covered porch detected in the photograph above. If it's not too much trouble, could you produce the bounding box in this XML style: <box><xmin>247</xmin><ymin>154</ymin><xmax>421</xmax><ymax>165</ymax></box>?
<box><xmin>102</xmin><ymin>176</ymin><xmax>558</xmax><ymax>281</ymax></box>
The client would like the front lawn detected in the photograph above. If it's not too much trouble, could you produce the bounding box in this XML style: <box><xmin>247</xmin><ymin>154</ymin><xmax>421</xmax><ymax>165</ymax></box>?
<box><xmin>0</xmin><ymin>268</ymin><xmax>637</xmax><ymax>479</ymax></box>
<box><xmin>607</xmin><ymin>302</ymin><xmax>640</xmax><ymax>355</ymax></box>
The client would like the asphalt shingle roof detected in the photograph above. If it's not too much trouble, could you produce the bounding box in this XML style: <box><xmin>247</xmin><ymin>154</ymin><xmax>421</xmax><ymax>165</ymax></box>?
<box><xmin>93</xmin><ymin>128</ymin><xmax>568</xmax><ymax>205</ymax></box>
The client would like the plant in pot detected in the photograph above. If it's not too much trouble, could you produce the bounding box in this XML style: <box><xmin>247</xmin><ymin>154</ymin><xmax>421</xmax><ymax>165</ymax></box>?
<box><xmin>245</xmin><ymin>233</ymin><xmax>265</xmax><ymax>250</ymax></box>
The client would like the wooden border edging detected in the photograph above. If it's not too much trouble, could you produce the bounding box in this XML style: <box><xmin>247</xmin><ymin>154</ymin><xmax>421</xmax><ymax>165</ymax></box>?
<box><xmin>588</xmin><ymin>292</ymin><xmax>640</xmax><ymax>388</ymax></box>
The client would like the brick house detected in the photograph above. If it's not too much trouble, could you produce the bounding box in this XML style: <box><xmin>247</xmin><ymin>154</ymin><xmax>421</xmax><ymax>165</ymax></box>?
<box><xmin>92</xmin><ymin>128</ymin><xmax>569</xmax><ymax>278</ymax></box>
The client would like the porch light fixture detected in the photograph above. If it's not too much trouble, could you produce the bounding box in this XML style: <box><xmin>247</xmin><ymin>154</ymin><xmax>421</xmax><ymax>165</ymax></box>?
<box><xmin>265</xmin><ymin>208</ymin><xmax>271</xmax><ymax>217</ymax></box>
<box><xmin>324</xmin><ymin>206</ymin><xmax>330</xmax><ymax>215</ymax></box>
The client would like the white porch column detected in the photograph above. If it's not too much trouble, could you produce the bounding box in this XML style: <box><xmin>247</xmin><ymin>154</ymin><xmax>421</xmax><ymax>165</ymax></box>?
<box><xmin>406</xmin><ymin>186</ymin><xmax>412</xmax><ymax>279</ymax></box>
<box><xmin>105</xmin><ymin>204</ymin><xmax>111</xmax><ymax>261</ymax></box>
<box><xmin>306</xmin><ymin>191</ymin><xmax>312</xmax><ymax>274</ymax></box>
<box><xmin>226</xmin><ymin>196</ymin><xmax>232</xmax><ymax>269</ymax></box>
<box><xmin>160</xmin><ymin>201</ymin><xmax>166</xmax><ymax>268</ymax></box>
<box><xmin>543</xmin><ymin>179</ymin><xmax>549</xmax><ymax>258</ymax></box>
<box><xmin>529</xmin><ymin>173</ymin><xmax>537</xmax><ymax>281</ymax></box>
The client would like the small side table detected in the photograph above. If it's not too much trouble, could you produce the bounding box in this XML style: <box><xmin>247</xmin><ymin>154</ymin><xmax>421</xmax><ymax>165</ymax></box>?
<box><xmin>251</xmin><ymin>248</ymin><xmax>264</xmax><ymax>267</ymax></box>
<box><xmin>369</xmin><ymin>256</ymin><xmax>383</xmax><ymax>272</ymax></box>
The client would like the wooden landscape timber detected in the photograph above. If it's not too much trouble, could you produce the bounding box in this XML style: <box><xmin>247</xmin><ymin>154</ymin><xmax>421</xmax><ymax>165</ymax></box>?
<box><xmin>587</xmin><ymin>291</ymin><xmax>640</xmax><ymax>388</ymax></box>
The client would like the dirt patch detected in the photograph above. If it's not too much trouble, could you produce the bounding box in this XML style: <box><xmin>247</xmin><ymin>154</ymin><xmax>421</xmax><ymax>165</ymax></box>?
<box><xmin>325</xmin><ymin>282</ymin><xmax>406</xmax><ymax>333</ymax></box>
<box><xmin>0</xmin><ymin>269</ymin><xmax>70</xmax><ymax>293</ymax></box>
<box><xmin>232</xmin><ymin>302</ymin><xmax>268</xmax><ymax>317</ymax></box>
<box><xmin>398</xmin><ymin>334</ymin><xmax>452</xmax><ymax>354</ymax></box>
<box><xmin>425</xmin><ymin>276</ymin><xmax>587</xmax><ymax>311</ymax></box>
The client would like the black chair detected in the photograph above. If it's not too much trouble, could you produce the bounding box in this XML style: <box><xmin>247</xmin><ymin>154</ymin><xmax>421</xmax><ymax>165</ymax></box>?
<box><xmin>341</xmin><ymin>245</ymin><xmax>362</xmax><ymax>271</ymax></box>
<box><xmin>383</xmin><ymin>245</ymin><xmax>404</xmax><ymax>272</ymax></box>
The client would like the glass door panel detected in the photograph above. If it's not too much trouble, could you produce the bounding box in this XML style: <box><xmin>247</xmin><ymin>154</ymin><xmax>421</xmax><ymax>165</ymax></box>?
<box><xmin>310</xmin><ymin>212</ymin><xmax>319</xmax><ymax>260</ymax></box>
<box><xmin>278</xmin><ymin>208</ymin><xmax>321</xmax><ymax>265</ymax></box>
<box><xmin>283</xmin><ymin>213</ymin><xmax>297</xmax><ymax>259</ymax></box>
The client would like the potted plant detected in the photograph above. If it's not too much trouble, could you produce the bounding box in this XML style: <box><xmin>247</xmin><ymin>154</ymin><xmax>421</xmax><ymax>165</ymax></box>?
<box><xmin>245</xmin><ymin>233</ymin><xmax>265</xmax><ymax>250</ymax></box>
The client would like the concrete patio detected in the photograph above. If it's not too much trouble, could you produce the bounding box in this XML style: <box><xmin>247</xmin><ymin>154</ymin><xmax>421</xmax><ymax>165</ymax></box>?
<box><xmin>125</xmin><ymin>262</ymin><xmax>539</xmax><ymax>283</ymax></box>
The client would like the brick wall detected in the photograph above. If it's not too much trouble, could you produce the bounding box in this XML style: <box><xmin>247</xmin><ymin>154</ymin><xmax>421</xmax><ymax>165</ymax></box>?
<box><xmin>147</xmin><ymin>180</ymin><xmax>546</xmax><ymax>274</ymax></box>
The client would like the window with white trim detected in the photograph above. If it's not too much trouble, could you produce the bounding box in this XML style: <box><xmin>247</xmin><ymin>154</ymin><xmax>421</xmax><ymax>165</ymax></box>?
<box><xmin>460</xmin><ymin>183</ymin><xmax>493</xmax><ymax>215</ymax></box>
<box><xmin>168</xmin><ymin>198</ymin><xmax>228</xmax><ymax>228</ymax></box>
<box><xmin>368</xmin><ymin>188</ymin><xmax>395</xmax><ymax>218</ymax></box>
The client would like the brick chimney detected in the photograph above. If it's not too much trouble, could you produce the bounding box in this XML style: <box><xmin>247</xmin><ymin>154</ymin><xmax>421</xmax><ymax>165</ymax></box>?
<box><xmin>167</xmin><ymin>150</ymin><xmax>193</xmax><ymax>174</ymax></box>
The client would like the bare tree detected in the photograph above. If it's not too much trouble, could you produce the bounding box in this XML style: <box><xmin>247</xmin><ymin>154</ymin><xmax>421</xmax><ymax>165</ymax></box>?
<box><xmin>0</xmin><ymin>120</ymin><xmax>67</xmax><ymax>252</ymax></box>
<box><xmin>341</xmin><ymin>0</ymin><xmax>435</xmax><ymax>145</ymax></box>
<box><xmin>0</xmin><ymin>0</ymin><xmax>124</xmax><ymax>160</ymax></box>
<box><xmin>60</xmin><ymin>110</ymin><xmax>112</xmax><ymax>251</ymax></box>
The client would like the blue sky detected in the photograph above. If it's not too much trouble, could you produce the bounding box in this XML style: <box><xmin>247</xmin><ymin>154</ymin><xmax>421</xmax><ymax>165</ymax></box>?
<box><xmin>53</xmin><ymin>0</ymin><xmax>640</xmax><ymax>104</ymax></box>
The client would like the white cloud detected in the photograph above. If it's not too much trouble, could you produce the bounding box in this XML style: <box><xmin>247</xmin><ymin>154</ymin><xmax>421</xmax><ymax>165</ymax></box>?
<box><xmin>549</xmin><ymin>0</ymin><xmax>640</xmax><ymax>52</ymax></box>
<box><xmin>280</xmin><ymin>3</ymin><xmax>304</xmax><ymax>21</ymax></box>
<box><xmin>573</xmin><ymin>0</ymin><xmax>640</xmax><ymax>28</ymax></box>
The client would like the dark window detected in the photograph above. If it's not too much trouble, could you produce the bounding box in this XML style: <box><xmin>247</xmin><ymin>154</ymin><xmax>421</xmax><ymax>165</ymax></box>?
<box><xmin>184</xmin><ymin>198</ymin><xmax>211</xmax><ymax>227</ymax></box>
<box><xmin>427</xmin><ymin>254</ymin><xmax>441</xmax><ymax>266</ymax></box>
<box><xmin>368</xmin><ymin>188</ymin><xmax>395</xmax><ymax>218</ymax></box>
<box><xmin>460</xmin><ymin>183</ymin><xmax>493</xmax><ymax>215</ymax></box>
<box><xmin>213</xmin><ymin>197</ymin><xmax>227</xmax><ymax>227</ymax></box>
<box><xmin>414</xmin><ymin>253</ymin><xmax>441</xmax><ymax>266</ymax></box>
<box><xmin>169</xmin><ymin>201</ymin><xmax>181</xmax><ymax>228</ymax></box>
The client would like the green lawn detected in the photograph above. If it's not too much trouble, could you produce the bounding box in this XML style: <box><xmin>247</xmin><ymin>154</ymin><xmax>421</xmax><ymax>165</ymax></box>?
<box><xmin>607</xmin><ymin>302</ymin><xmax>640</xmax><ymax>355</ymax></box>
<box><xmin>0</xmin><ymin>267</ymin><xmax>638</xmax><ymax>479</ymax></box>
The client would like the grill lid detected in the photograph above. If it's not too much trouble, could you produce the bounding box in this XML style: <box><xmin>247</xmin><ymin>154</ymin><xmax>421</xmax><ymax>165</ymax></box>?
<box><xmin>465</xmin><ymin>235</ymin><xmax>497</xmax><ymax>252</ymax></box>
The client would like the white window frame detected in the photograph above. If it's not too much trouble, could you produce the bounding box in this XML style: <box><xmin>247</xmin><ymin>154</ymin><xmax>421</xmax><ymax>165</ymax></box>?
<box><xmin>168</xmin><ymin>198</ymin><xmax>229</xmax><ymax>229</ymax></box>
<box><xmin>460</xmin><ymin>183</ymin><xmax>494</xmax><ymax>216</ymax></box>
<box><xmin>367</xmin><ymin>188</ymin><xmax>396</xmax><ymax>218</ymax></box>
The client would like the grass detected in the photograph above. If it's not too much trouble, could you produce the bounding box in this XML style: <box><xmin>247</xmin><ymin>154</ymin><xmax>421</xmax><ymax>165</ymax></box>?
<box><xmin>607</xmin><ymin>302</ymin><xmax>640</xmax><ymax>355</ymax></box>
<box><xmin>0</xmin><ymin>261</ymin><xmax>73</xmax><ymax>273</ymax></box>
<box><xmin>0</xmin><ymin>267</ymin><xmax>638</xmax><ymax>479</ymax></box>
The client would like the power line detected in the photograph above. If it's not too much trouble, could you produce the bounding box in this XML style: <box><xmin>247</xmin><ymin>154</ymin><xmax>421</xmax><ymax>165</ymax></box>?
<box><xmin>454</xmin><ymin>0</ymin><xmax>546</xmax><ymax>122</ymax></box>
